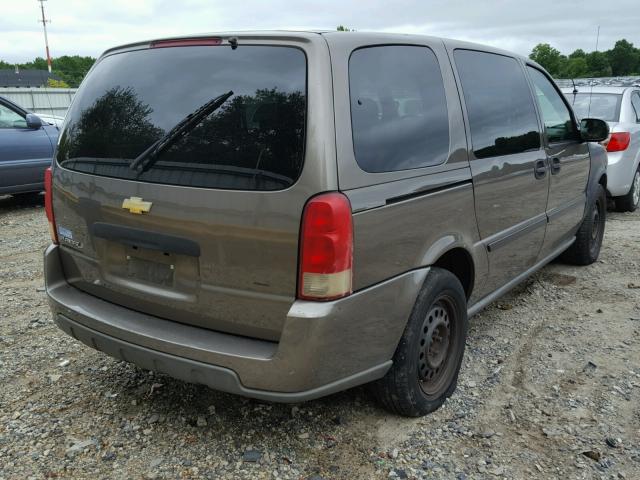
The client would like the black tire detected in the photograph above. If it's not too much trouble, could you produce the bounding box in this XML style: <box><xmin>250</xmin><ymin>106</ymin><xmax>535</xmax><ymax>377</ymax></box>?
<box><xmin>562</xmin><ymin>184</ymin><xmax>606</xmax><ymax>265</ymax></box>
<box><xmin>371</xmin><ymin>267</ymin><xmax>468</xmax><ymax>417</ymax></box>
<box><xmin>614</xmin><ymin>166</ymin><xmax>640</xmax><ymax>213</ymax></box>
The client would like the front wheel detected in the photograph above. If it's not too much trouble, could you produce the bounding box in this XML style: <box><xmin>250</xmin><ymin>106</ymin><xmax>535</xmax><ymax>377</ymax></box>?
<box><xmin>562</xmin><ymin>184</ymin><xmax>606</xmax><ymax>265</ymax></box>
<box><xmin>371</xmin><ymin>268</ymin><xmax>468</xmax><ymax>417</ymax></box>
<box><xmin>614</xmin><ymin>166</ymin><xmax>640</xmax><ymax>212</ymax></box>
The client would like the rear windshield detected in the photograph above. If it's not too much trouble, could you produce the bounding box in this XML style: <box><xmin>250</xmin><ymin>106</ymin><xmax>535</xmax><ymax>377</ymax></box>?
<box><xmin>565</xmin><ymin>93</ymin><xmax>622</xmax><ymax>122</ymax></box>
<box><xmin>57</xmin><ymin>44</ymin><xmax>307</xmax><ymax>191</ymax></box>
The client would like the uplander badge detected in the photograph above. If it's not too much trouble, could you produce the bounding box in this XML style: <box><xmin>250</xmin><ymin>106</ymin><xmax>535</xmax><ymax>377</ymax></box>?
<box><xmin>122</xmin><ymin>196</ymin><xmax>152</xmax><ymax>214</ymax></box>
<box><xmin>57</xmin><ymin>226</ymin><xmax>82</xmax><ymax>249</ymax></box>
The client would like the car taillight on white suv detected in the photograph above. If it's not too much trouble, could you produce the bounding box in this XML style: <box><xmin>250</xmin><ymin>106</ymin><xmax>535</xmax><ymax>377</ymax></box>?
<box><xmin>298</xmin><ymin>192</ymin><xmax>353</xmax><ymax>301</ymax></box>
<box><xmin>606</xmin><ymin>132</ymin><xmax>631</xmax><ymax>152</ymax></box>
<box><xmin>44</xmin><ymin>167</ymin><xmax>58</xmax><ymax>244</ymax></box>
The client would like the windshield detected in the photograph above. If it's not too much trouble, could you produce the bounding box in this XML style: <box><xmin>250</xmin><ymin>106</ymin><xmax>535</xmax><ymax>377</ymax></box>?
<box><xmin>565</xmin><ymin>93</ymin><xmax>622</xmax><ymax>122</ymax></box>
<box><xmin>57</xmin><ymin>44</ymin><xmax>307</xmax><ymax>191</ymax></box>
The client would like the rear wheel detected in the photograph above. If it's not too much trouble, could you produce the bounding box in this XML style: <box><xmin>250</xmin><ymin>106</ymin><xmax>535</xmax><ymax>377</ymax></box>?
<box><xmin>614</xmin><ymin>166</ymin><xmax>640</xmax><ymax>212</ymax></box>
<box><xmin>371</xmin><ymin>268</ymin><xmax>468</xmax><ymax>417</ymax></box>
<box><xmin>562</xmin><ymin>184</ymin><xmax>606</xmax><ymax>265</ymax></box>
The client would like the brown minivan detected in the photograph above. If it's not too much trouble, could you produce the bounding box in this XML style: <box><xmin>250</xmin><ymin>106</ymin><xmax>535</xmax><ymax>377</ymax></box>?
<box><xmin>45</xmin><ymin>32</ymin><xmax>609</xmax><ymax>416</ymax></box>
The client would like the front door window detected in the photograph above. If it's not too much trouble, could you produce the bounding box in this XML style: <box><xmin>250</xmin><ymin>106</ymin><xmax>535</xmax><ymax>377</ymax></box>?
<box><xmin>0</xmin><ymin>104</ymin><xmax>27</xmax><ymax>129</ymax></box>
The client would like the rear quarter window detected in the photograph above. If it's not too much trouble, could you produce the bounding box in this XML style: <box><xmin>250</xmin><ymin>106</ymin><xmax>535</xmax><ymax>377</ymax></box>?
<box><xmin>349</xmin><ymin>45</ymin><xmax>450</xmax><ymax>173</ymax></box>
<box><xmin>57</xmin><ymin>45</ymin><xmax>307</xmax><ymax>191</ymax></box>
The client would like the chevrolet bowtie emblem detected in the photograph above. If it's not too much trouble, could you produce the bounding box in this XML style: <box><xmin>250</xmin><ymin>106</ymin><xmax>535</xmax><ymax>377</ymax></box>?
<box><xmin>122</xmin><ymin>196</ymin><xmax>152</xmax><ymax>214</ymax></box>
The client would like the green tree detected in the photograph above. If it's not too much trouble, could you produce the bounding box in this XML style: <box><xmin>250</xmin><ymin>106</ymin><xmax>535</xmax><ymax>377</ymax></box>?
<box><xmin>606</xmin><ymin>39</ymin><xmax>639</xmax><ymax>76</ymax></box>
<box><xmin>18</xmin><ymin>56</ymin><xmax>48</xmax><ymax>70</ymax></box>
<box><xmin>47</xmin><ymin>78</ymin><xmax>70</xmax><ymax>88</ymax></box>
<box><xmin>1</xmin><ymin>55</ymin><xmax>95</xmax><ymax>87</ymax></box>
<box><xmin>568</xmin><ymin>49</ymin><xmax>586</xmax><ymax>59</ymax></box>
<box><xmin>561</xmin><ymin>57</ymin><xmax>589</xmax><ymax>78</ymax></box>
<box><xmin>336</xmin><ymin>25</ymin><xmax>354</xmax><ymax>31</ymax></box>
<box><xmin>529</xmin><ymin>43</ymin><xmax>564</xmax><ymax>76</ymax></box>
<box><xmin>586</xmin><ymin>51</ymin><xmax>612</xmax><ymax>77</ymax></box>
<box><xmin>49</xmin><ymin>55</ymin><xmax>96</xmax><ymax>87</ymax></box>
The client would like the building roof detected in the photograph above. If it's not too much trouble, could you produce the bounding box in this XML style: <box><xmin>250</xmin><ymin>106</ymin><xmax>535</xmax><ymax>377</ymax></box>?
<box><xmin>0</xmin><ymin>69</ymin><xmax>62</xmax><ymax>88</ymax></box>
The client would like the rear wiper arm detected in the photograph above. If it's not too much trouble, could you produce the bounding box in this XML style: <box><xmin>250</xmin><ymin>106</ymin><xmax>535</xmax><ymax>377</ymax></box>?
<box><xmin>129</xmin><ymin>90</ymin><xmax>234</xmax><ymax>173</ymax></box>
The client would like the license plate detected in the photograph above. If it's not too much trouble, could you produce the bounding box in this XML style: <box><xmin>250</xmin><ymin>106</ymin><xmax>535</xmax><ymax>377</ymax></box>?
<box><xmin>126</xmin><ymin>256</ymin><xmax>174</xmax><ymax>286</ymax></box>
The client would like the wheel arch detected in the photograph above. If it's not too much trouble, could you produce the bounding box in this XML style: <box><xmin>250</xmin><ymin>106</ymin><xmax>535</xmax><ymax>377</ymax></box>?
<box><xmin>419</xmin><ymin>234</ymin><xmax>480</xmax><ymax>300</ymax></box>
<box><xmin>599</xmin><ymin>172</ymin><xmax>607</xmax><ymax>189</ymax></box>
<box><xmin>587</xmin><ymin>142</ymin><xmax>608</xmax><ymax>202</ymax></box>
<box><xmin>432</xmin><ymin>247</ymin><xmax>475</xmax><ymax>300</ymax></box>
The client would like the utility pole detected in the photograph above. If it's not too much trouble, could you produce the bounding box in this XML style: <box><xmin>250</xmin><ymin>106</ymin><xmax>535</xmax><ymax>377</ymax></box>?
<box><xmin>37</xmin><ymin>0</ymin><xmax>52</xmax><ymax>73</ymax></box>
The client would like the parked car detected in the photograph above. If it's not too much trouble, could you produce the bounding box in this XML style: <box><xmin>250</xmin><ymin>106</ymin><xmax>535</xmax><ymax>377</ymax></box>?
<box><xmin>562</xmin><ymin>86</ymin><xmax>640</xmax><ymax>211</ymax></box>
<box><xmin>44</xmin><ymin>32</ymin><xmax>609</xmax><ymax>417</ymax></box>
<box><xmin>0</xmin><ymin>96</ymin><xmax>59</xmax><ymax>197</ymax></box>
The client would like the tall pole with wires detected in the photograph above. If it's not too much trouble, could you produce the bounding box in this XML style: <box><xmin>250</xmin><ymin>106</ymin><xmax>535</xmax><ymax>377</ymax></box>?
<box><xmin>38</xmin><ymin>0</ymin><xmax>52</xmax><ymax>73</ymax></box>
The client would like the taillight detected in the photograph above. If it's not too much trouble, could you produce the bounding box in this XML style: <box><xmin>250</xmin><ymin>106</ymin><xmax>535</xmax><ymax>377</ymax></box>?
<box><xmin>298</xmin><ymin>192</ymin><xmax>353</xmax><ymax>301</ymax></box>
<box><xmin>44</xmin><ymin>167</ymin><xmax>58</xmax><ymax>244</ymax></box>
<box><xmin>607</xmin><ymin>132</ymin><xmax>631</xmax><ymax>152</ymax></box>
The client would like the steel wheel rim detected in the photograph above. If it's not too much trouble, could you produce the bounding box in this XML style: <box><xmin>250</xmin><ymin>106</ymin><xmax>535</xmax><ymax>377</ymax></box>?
<box><xmin>590</xmin><ymin>196</ymin><xmax>604</xmax><ymax>253</ymax></box>
<box><xmin>591</xmin><ymin>207</ymin><xmax>600</xmax><ymax>241</ymax></box>
<box><xmin>418</xmin><ymin>296</ymin><xmax>456</xmax><ymax>396</ymax></box>
<box><xmin>633</xmin><ymin>170</ymin><xmax>640</xmax><ymax>207</ymax></box>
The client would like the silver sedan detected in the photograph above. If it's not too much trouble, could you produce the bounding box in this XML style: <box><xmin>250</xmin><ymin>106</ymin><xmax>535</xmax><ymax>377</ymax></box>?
<box><xmin>562</xmin><ymin>86</ymin><xmax>640</xmax><ymax>212</ymax></box>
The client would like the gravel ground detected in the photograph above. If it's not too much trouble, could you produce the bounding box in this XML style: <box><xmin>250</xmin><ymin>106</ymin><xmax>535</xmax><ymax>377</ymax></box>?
<box><xmin>0</xmin><ymin>193</ymin><xmax>638</xmax><ymax>480</ymax></box>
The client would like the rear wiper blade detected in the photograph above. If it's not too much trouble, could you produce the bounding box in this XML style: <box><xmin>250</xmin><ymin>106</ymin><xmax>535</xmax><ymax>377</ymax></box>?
<box><xmin>130</xmin><ymin>90</ymin><xmax>234</xmax><ymax>173</ymax></box>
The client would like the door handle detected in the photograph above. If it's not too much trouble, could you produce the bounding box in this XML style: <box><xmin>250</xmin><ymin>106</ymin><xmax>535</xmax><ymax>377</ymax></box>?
<box><xmin>550</xmin><ymin>157</ymin><xmax>561</xmax><ymax>175</ymax></box>
<box><xmin>534</xmin><ymin>160</ymin><xmax>547</xmax><ymax>179</ymax></box>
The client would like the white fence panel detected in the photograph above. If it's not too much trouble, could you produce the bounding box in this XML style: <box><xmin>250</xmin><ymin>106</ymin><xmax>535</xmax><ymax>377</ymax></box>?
<box><xmin>0</xmin><ymin>87</ymin><xmax>77</xmax><ymax>117</ymax></box>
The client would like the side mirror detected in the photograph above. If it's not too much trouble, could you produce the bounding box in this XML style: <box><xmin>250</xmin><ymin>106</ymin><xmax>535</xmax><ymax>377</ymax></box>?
<box><xmin>580</xmin><ymin>118</ymin><xmax>610</xmax><ymax>143</ymax></box>
<box><xmin>25</xmin><ymin>113</ymin><xmax>43</xmax><ymax>129</ymax></box>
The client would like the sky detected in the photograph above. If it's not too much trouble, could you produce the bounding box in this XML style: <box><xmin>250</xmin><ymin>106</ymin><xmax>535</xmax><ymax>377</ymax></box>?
<box><xmin>1</xmin><ymin>0</ymin><xmax>640</xmax><ymax>63</ymax></box>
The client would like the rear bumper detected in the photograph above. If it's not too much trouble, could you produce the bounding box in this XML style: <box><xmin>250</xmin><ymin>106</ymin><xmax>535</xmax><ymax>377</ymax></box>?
<box><xmin>606</xmin><ymin>151</ymin><xmax>639</xmax><ymax>197</ymax></box>
<box><xmin>45</xmin><ymin>244</ymin><xmax>427</xmax><ymax>402</ymax></box>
